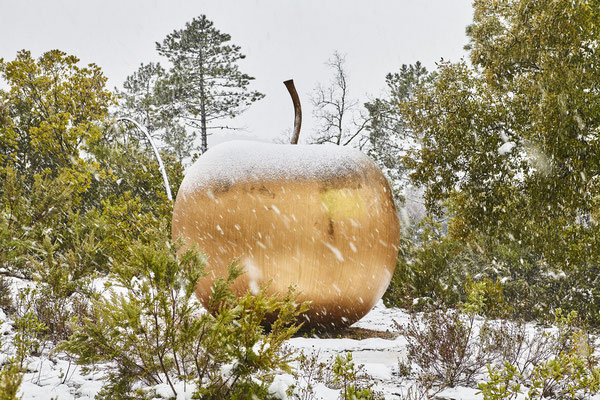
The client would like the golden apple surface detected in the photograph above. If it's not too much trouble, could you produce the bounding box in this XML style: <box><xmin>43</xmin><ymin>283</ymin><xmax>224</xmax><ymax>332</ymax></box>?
<box><xmin>172</xmin><ymin>140</ymin><xmax>400</xmax><ymax>329</ymax></box>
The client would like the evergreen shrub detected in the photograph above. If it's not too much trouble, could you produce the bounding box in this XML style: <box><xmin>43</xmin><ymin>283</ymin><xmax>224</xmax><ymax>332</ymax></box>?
<box><xmin>59</xmin><ymin>233</ymin><xmax>308</xmax><ymax>399</ymax></box>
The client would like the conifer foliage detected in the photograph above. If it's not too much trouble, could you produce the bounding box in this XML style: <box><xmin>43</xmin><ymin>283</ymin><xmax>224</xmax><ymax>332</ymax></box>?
<box><xmin>156</xmin><ymin>15</ymin><xmax>264</xmax><ymax>154</ymax></box>
<box><xmin>365</xmin><ymin>62</ymin><xmax>435</xmax><ymax>200</ymax></box>
<box><xmin>59</xmin><ymin>234</ymin><xmax>308</xmax><ymax>399</ymax></box>
<box><xmin>119</xmin><ymin>15</ymin><xmax>264</xmax><ymax>159</ymax></box>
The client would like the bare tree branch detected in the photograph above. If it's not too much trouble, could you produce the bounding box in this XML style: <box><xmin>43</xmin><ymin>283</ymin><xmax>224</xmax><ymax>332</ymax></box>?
<box><xmin>310</xmin><ymin>52</ymin><xmax>369</xmax><ymax>148</ymax></box>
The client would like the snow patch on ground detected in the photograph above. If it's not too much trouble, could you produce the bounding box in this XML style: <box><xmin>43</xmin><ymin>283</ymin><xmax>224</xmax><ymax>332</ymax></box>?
<box><xmin>0</xmin><ymin>289</ymin><xmax>444</xmax><ymax>400</ymax></box>
<box><xmin>5</xmin><ymin>281</ymin><xmax>598</xmax><ymax>400</ymax></box>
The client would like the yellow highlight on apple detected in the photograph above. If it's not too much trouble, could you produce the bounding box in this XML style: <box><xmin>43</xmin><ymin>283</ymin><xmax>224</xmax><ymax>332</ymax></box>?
<box><xmin>321</xmin><ymin>188</ymin><xmax>365</xmax><ymax>220</ymax></box>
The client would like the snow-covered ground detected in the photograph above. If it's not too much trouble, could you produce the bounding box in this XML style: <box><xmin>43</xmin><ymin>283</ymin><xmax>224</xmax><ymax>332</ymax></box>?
<box><xmin>0</xmin><ymin>296</ymin><xmax>475</xmax><ymax>400</ymax></box>
<box><xmin>280</xmin><ymin>303</ymin><xmax>482</xmax><ymax>400</ymax></box>
<box><xmin>2</xmin><ymin>285</ymin><xmax>598</xmax><ymax>400</ymax></box>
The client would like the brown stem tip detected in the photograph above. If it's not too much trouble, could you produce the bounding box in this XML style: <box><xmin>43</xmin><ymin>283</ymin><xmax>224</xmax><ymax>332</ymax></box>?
<box><xmin>284</xmin><ymin>79</ymin><xmax>302</xmax><ymax>145</ymax></box>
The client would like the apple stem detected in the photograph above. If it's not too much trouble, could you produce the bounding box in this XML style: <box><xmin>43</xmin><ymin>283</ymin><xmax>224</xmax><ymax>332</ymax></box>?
<box><xmin>284</xmin><ymin>79</ymin><xmax>302</xmax><ymax>144</ymax></box>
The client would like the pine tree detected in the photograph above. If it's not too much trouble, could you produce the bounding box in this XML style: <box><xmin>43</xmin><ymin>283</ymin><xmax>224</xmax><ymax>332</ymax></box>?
<box><xmin>364</xmin><ymin>62</ymin><xmax>434</xmax><ymax>200</ymax></box>
<box><xmin>117</xmin><ymin>62</ymin><xmax>195</xmax><ymax>163</ymax></box>
<box><xmin>118</xmin><ymin>62</ymin><xmax>167</xmax><ymax>135</ymax></box>
<box><xmin>156</xmin><ymin>15</ymin><xmax>264</xmax><ymax>154</ymax></box>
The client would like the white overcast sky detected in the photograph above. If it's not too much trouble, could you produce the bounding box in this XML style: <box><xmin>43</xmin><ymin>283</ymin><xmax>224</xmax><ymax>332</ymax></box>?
<box><xmin>0</xmin><ymin>0</ymin><xmax>473</xmax><ymax>145</ymax></box>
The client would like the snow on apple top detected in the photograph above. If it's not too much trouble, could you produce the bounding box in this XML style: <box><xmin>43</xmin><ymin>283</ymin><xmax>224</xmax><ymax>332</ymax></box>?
<box><xmin>180</xmin><ymin>140</ymin><xmax>374</xmax><ymax>194</ymax></box>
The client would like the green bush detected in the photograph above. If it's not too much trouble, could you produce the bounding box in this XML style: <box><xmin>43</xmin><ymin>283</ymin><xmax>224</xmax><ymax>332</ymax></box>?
<box><xmin>0</xmin><ymin>49</ymin><xmax>182</xmax><ymax>287</ymax></box>
<box><xmin>383</xmin><ymin>227</ymin><xmax>495</xmax><ymax>313</ymax></box>
<box><xmin>286</xmin><ymin>351</ymin><xmax>382</xmax><ymax>400</ymax></box>
<box><xmin>331</xmin><ymin>353</ymin><xmax>382</xmax><ymax>400</ymax></box>
<box><xmin>0</xmin><ymin>277</ymin><xmax>12</xmax><ymax>314</ymax></box>
<box><xmin>0</xmin><ymin>124</ymin><xmax>181</xmax><ymax>343</ymax></box>
<box><xmin>59</xmin><ymin>234</ymin><xmax>308</xmax><ymax>399</ymax></box>
<box><xmin>0</xmin><ymin>361</ymin><xmax>22</xmax><ymax>400</ymax></box>
<box><xmin>478</xmin><ymin>310</ymin><xmax>600</xmax><ymax>400</ymax></box>
<box><xmin>0</xmin><ymin>324</ymin><xmax>19</xmax><ymax>400</ymax></box>
<box><xmin>462</xmin><ymin>277</ymin><xmax>510</xmax><ymax>319</ymax></box>
<box><xmin>0</xmin><ymin>297</ymin><xmax>50</xmax><ymax>400</ymax></box>
<box><xmin>383</xmin><ymin>222</ymin><xmax>600</xmax><ymax>326</ymax></box>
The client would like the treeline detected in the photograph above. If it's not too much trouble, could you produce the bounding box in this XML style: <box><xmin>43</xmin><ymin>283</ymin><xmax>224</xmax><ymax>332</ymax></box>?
<box><xmin>384</xmin><ymin>0</ymin><xmax>600</xmax><ymax>327</ymax></box>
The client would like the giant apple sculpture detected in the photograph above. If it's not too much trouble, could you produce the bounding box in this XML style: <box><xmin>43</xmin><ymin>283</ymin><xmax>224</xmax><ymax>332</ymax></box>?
<box><xmin>172</xmin><ymin>82</ymin><xmax>400</xmax><ymax>330</ymax></box>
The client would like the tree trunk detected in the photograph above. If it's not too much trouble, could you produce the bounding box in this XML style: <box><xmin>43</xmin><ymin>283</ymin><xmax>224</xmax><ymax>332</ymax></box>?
<box><xmin>197</xmin><ymin>49</ymin><xmax>208</xmax><ymax>154</ymax></box>
<box><xmin>199</xmin><ymin>77</ymin><xmax>208</xmax><ymax>154</ymax></box>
